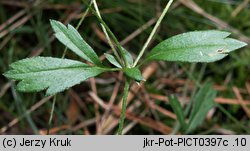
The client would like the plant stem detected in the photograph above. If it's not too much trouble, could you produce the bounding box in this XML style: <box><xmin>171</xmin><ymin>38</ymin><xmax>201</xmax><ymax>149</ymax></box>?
<box><xmin>117</xmin><ymin>78</ymin><xmax>130</xmax><ymax>135</ymax></box>
<box><xmin>133</xmin><ymin>0</ymin><xmax>174</xmax><ymax>67</ymax></box>
<box><xmin>96</xmin><ymin>16</ymin><xmax>129</xmax><ymax>67</ymax></box>
<box><xmin>83</xmin><ymin>0</ymin><xmax>129</xmax><ymax>67</ymax></box>
<box><xmin>48</xmin><ymin>2</ymin><xmax>93</xmax><ymax>134</ymax></box>
<box><xmin>92</xmin><ymin>0</ymin><xmax>123</xmax><ymax>66</ymax></box>
<box><xmin>47</xmin><ymin>95</ymin><xmax>56</xmax><ymax>135</ymax></box>
<box><xmin>62</xmin><ymin>0</ymin><xmax>93</xmax><ymax>58</ymax></box>
<box><xmin>217</xmin><ymin>104</ymin><xmax>250</xmax><ymax>133</ymax></box>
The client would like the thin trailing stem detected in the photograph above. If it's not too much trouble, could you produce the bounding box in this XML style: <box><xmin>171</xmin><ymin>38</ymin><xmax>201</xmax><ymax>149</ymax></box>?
<box><xmin>117</xmin><ymin>78</ymin><xmax>130</xmax><ymax>135</ymax></box>
<box><xmin>83</xmin><ymin>0</ymin><xmax>129</xmax><ymax>67</ymax></box>
<box><xmin>217</xmin><ymin>104</ymin><xmax>250</xmax><ymax>133</ymax></box>
<box><xmin>76</xmin><ymin>2</ymin><xmax>93</xmax><ymax>30</ymax></box>
<box><xmin>62</xmin><ymin>0</ymin><xmax>94</xmax><ymax>58</ymax></box>
<box><xmin>48</xmin><ymin>1</ymin><xmax>93</xmax><ymax>134</ymax></box>
<box><xmin>92</xmin><ymin>0</ymin><xmax>123</xmax><ymax>66</ymax></box>
<box><xmin>85</xmin><ymin>1</ymin><xmax>131</xmax><ymax>133</ymax></box>
<box><xmin>47</xmin><ymin>95</ymin><xmax>56</xmax><ymax>135</ymax></box>
<box><xmin>133</xmin><ymin>0</ymin><xmax>174</xmax><ymax>67</ymax></box>
<box><xmin>96</xmin><ymin>16</ymin><xmax>129</xmax><ymax>67</ymax></box>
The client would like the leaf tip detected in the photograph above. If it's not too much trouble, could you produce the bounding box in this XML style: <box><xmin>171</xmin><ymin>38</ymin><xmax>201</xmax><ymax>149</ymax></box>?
<box><xmin>49</xmin><ymin>19</ymin><xmax>57</xmax><ymax>27</ymax></box>
<box><xmin>241</xmin><ymin>41</ymin><xmax>248</xmax><ymax>47</ymax></box>
<box><xmin>49</xmin><ymin>19</ymin><xmax>57</xmax><ymax>24</ymax></box>
<box><xmin>2</xmin><ymin>70</ymin><xmax>13</xmax><ymax>79</ymax></box>
<box><xmin>2</xmin><ymin>72</ymin><xmax>8</xmax><ymax>78</ymax></box>
<box><xmin>50</xmin><ymin>19</ymin><xmax>65</xmax><ymax>33</ymax></box>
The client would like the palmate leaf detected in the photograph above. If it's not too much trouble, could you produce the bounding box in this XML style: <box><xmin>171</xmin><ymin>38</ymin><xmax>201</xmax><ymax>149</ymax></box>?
<box><xmin>4</xmin><ymin>57</ymin><xmax>109</xmax><ymax>96</ymax></box>
<box><xmin>145</xmin><ymin>30</ymin><xmax>247</xmax><ymax>63</ymax></box>
<box><xmin>50</xmin><ymin>20</ymin><xmax>103</xmax><ymax>66</ymax></box>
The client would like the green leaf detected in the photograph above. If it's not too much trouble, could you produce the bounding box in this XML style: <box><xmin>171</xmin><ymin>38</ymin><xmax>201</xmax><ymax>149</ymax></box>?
<box><xmin>121</xmin><ymin>47</ymin><xmax>133</xmax><ymax>67</ymax></box>
<box><xmin>146</xmin><ymin>30</ymin><xmax>247</xmax><ymax>63</ymax></box>
<box><xmin>169</xmin><ymin>95</ymin><xmax>186</xmax><ymax>131</ymax></box>
<box><xmin>104</xmin><ymin>53</ymin><xmax>122</xmax><ymax>68</ymax></box>
<box><xmin>50</xmin><ymin>20</ymin><xmax>102</xmax><ymax>66</ymax></box>
<box><xmin>185</xmin><ymin>82</ymin><xmax>217</xmax><ymax>133</ymax></box>
<box><xmin>124</xmin><ymin>67</ymin><xmax>144</xmax><ymax>82</ymax></box>
<box><xmin>4</xmin><ymin>57</ymin><xmax>108</xmax><ymax>96</ymax></box>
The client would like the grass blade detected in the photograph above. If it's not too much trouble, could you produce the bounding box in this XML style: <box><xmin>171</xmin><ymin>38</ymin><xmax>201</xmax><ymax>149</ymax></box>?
<box><xmin>186</xmin><ymin>82</ymin><xmax>217</xmax><ymax>133</ymax></box>
<box><xmin>169</xmin><ymin>95</ymin><xmax>187</xmax><ymax>131</ymax></box>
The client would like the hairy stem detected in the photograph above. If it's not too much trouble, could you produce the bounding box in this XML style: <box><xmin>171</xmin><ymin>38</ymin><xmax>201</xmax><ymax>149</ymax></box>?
<box><xmin>92</xmin><ymin>0</ymin><xmax>123</xmax><ymax>66</ymax></box>
<box><xmin>97</xmin><ymin>17</ymin><xmax>129</xmax><ymax>67</ymax></box>
<box><xmin>83</xmin><ymin>0</ymin><xmax>129</xmax><ymax>67</ymax></box>
<box><xmin>117</xmin><ymin>78</ymin><xmax>130</xmax><ymax>135</ymax></box>
<box><xmin>133</xmin><ymin>0</ymin><xmax>174</xmax><ymax>67</ymax></box>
